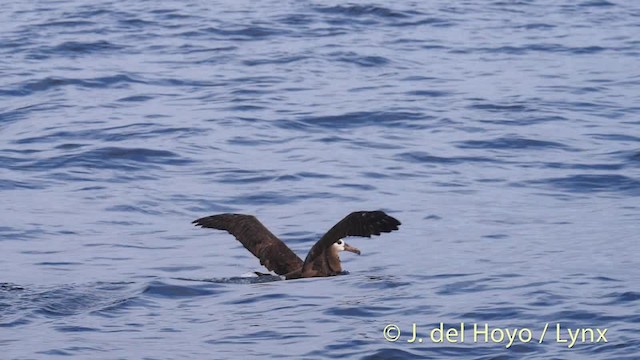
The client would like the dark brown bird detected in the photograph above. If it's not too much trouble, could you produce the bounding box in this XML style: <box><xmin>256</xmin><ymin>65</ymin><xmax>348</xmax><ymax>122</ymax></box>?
<box><xmin>192</xmin><ymin>211</ymin><xmax>401</xmax><ymax>280</ymax></box>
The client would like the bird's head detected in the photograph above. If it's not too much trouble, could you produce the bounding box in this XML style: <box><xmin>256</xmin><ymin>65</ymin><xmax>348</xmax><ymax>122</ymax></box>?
<box><xmin>332</xmin><ymin>239</ymin><xmax>361</xmax><ymax>255</ymax></box>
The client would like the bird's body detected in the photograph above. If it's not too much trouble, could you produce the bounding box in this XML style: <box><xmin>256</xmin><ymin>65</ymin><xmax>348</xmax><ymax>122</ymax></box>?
<box><xmin>192</xmin><ymin>211</ymin><xmax>401</xmax><ymax>280</ymax></box>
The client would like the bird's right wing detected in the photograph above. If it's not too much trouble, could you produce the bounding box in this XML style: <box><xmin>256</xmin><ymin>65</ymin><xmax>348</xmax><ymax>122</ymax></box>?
<box><xmin>192</xmin><ymin>214</ymin><xmax>304</xmax><ymax>276</ymax></box>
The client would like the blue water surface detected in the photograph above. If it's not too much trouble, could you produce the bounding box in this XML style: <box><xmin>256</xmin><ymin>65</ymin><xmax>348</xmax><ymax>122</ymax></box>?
<box><xmin>1</xmin><ymin>0</ymin><xmax>639</xmax><ymax>359</ymax></box>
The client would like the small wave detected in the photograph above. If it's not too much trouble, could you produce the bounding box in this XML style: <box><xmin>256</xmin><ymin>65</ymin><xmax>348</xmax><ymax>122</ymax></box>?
<box><xmin>291</xmin><ymin>111</ymin><xmax>423</xmax><ymax>130</ymax></box>
<box><xmin>54</xmin><ymin>325</ymin><xmax>99</xmax><ymax>332</ymax></box>
<box><xmin>0</xmin><ymin>282</ymin><xmax>141</xmax><ymax>326</ymax></box>
<box><xmin>243</xmin><ymin>55</ymin><xmax>310</xmax><ymax>67</ymax></box>
<box><xmin>16</xmin><ymin>123</ymin><xmax>201</xmax><ymax>145</ymax></box>
<box><xmin>398</xmin><ymin>151</ymin><xmax>497</xmax><ymax>165</ymax></box>
<box><xmin>406</xmin><ymin>89</ymin><xmax>451</xmax><ymax>97</ymax></box>
<box><xmin>541</xmin><ymin>161</ymin><xmax>623</xmax><ymax>171</ymax></box>
<box><xmin>523</xmin><ymin>174</ymin><xmax>640</xmax><ymax>195</ymax></box>
<box><xmin>467</xmin><ymin>102</ymin><xmax>531</xmax><ymax>112</ymax></box>
<box><xmin>0</xmin><ymin>283</ymin><xmax>25</xmax><ymax>291</ymax></box>
<box><xmin>142</xmin><ymin>281</ymin><xmax>222</xmax><ymax>298</ymax></box>
<box><xmin>329</xmin><ymin>51</ymin><xmax>391</xmax><ymax>67</ymax></box>
<box><xmin>474</xmin><ymin>44</ymin><xmax>607</xmax><ymax>55</ymax></box>
<box><xmin>613</xmin><ymin>292</ymin><xmax>640</xmax><ymax>303</ymax></box>
<box><xmin>49</xmin><ymin>40</ymin><xmax>124</xmax><ymax>55</ymax></box>
<box><xmin>326</xmin><ymin>305</ymin><xmax>396</xmax><ymax>317</ymax></box>
<box><xmin>361</xmin><ymin>349</ymin><xmax>421</xmax><ymax>360</ymax></box>
<box><xmin>12</xmin><ymin>147</ymin><xmax>191</xmax><ymax>173</ymax></box>
<box><xmin>456</xmin><ymin>136</ymin><xmax>571</xmax><ymax>150</ymax></box>
<box><xmin>224</xmin><ymin>292</ymin><xmax>290</xmax><ymax>305</ymax></box>
<box><xmin>193</xmin><ymin>26</ymin><xmax>289</xmax><ymax>40</ymax></box>
<box><xmin>578</xmin><ymin>0</ymin><xmax>615</xmax><ymax>7</ymax></box>
<box><xmin>2</xmin><ymin>75</ymin><xmax>144</xmax><ymax>97</ymax></box>
<box><xmin>34</xmin><ymin>20</ymin><xmax>95</xmax><ymax>28</ymax></box>
<box><xmin>314</xmin><ymin>5</ymin><xmax>413</xmax><ymax>19</ymax></box>
<box><xmin>0</xmin><ymin>179</ymin><xmax>43</xmax><ymax>190</ymax></box>
<box><xmin>176</xmin><ymin>274</ymin><xmax>283</xmax><ymax>285</ymax></box>
<box><xmin>515</xmin><ymin>23</ymin><xmax>556</xmax><ymax>30</ymax></box>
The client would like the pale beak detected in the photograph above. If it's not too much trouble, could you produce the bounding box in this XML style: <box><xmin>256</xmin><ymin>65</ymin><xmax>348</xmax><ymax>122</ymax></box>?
<box><xmin>343</xmin><ymin>243</ymin><xmax>361</xmax><ymax>255</ymax></box>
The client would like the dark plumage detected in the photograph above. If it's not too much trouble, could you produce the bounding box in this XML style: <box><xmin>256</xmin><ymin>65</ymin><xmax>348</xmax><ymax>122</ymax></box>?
<box><xmin>192</xmin><ymin>211</ymin><xmax>401</xmax><ymax>280</ymax></box>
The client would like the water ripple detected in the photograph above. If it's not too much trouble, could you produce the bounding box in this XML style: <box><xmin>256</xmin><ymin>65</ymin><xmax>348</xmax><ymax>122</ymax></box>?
<box><xmin>522</xmin><ymin>174</ymin><xmax>640</xmax><ymax>195</ymax></box>
<box><xmin>456</xmin><ymin>137</ymin><xmax>573</xmax><ymax>151</ymax></box>
<box><xmin>142</xmin><ymin>281</ymin><xmax>221</xmax><ymax>298</ymax></box>
<box><xmin>3</xmin><ymin>75</ymin><xmax>144</xmax><ymax>96</ymax></box>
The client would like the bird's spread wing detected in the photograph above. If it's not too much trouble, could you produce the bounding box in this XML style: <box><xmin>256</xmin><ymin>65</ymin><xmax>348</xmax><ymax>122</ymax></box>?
<box><xmin>302</xmin><ymin>211</ymin><xmax>401</xmax><ymax>272</ymax></box>
<box><xmin>192</xmin><ymin>214</ymin><xmax>304</xmax><ymax>276</ymax></box>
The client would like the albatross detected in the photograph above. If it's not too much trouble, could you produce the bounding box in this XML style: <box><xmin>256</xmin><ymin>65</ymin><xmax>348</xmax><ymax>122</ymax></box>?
<box><xmin>192</xmin><ymin>211</ymin><xmax>401</xmax><ymax>280</ymax></box>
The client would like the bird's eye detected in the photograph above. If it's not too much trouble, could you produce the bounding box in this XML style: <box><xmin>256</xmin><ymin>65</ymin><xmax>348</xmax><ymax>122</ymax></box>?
<box><xmin>337</xmin><ymin>240</ymin><xmax>343</xmax><ymax>245</ymax></box>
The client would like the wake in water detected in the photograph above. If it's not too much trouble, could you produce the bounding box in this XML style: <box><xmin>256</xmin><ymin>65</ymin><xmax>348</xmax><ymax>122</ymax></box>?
<box><xmin>172</xmin><ymin>270</ymin><xmax>360</xmax><ymax>284</ymax></box>
<box><xmin>174</xmin><ymin>272</ymin><xmax>284</xmax><ymax>284</ymax></box>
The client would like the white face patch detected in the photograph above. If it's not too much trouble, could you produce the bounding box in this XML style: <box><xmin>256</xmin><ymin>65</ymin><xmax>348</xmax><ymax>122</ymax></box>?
<box><xmin>332</xmin><ymin>239</ymin><xmax>345</xmax><ymax>251</ymax></box>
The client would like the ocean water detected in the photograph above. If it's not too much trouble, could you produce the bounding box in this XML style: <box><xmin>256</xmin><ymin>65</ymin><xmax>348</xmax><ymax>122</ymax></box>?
<box><xmin>1</xmin><ymin>0</ymin><xmax>639</xmax><ymax>359</ymax></box>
